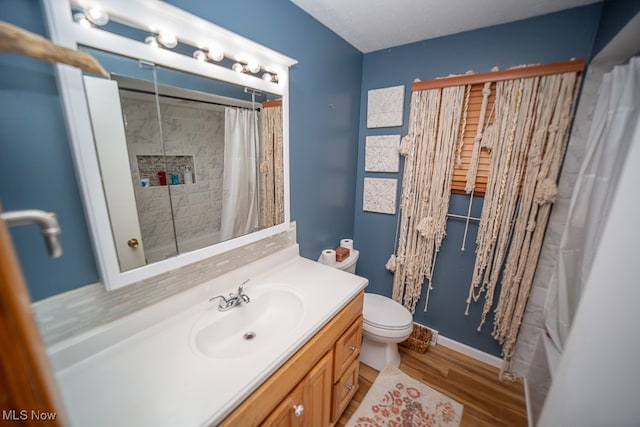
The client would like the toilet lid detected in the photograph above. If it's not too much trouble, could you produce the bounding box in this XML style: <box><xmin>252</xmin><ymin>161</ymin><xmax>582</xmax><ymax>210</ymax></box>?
<box><xmin>363</xmin><ymin>293</ymin><xmax>413</xmax><ymax>330</ymax></box>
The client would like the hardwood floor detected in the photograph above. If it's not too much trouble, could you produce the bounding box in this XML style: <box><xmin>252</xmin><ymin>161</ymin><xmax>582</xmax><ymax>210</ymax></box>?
<box><xmin>337</xmin><ymin>345</ymin><xmax>528</xmax><ymax>426</ymax></box>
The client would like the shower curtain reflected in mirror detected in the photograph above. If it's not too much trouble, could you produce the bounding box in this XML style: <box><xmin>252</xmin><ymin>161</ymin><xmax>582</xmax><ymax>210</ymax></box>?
<box><xmin>220</xmin><ymin>107</ymin><xmax>260</xmax><ymax>241</ymax></box>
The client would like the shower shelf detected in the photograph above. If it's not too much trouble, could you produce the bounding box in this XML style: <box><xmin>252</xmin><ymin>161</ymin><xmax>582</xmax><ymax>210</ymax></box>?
<box><xmin>136</xmin><ymin>154</ymin><xmax>195</xmax><ymax>187</ymax></box>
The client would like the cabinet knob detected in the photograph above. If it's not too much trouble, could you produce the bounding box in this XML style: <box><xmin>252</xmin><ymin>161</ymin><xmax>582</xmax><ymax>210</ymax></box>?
<box><xmin>127</xmin><ymin>238</ymin><xmax>139</xmax><ymax>248</ymax></box>
<box><xmin>293</xmin><ymin>404</ymin><xmax>304</xmax><ymax>417</ymax></box>
<box><xmin>346</xmin><ymin>384</ymin><xmax>354</xmax><ymax>392</ymax></box>
<box><xmin>348</xmin><ymin>345</ymin><xmax>356</xmax><ymax>352</ymax></box>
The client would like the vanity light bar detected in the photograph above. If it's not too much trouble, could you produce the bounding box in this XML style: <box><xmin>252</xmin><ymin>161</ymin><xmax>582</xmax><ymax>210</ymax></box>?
<box><xmin>138</xmin><ymin>30</ymin><xmax>280</xmax><ymax>83</ymax></box>
<box><xmin>66</xmin><ymin>0</ymin><xmax>295</xmax><ymax>91</ymax></box>
<box><xmin>70</xmin><ymin>2</ymin><xmax>280</xmax><ymax>83</ymax></box>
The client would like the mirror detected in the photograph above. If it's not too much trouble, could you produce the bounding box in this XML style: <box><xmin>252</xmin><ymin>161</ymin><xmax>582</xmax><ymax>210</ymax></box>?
<box><xmin>43</xmin><ymin>0</ymin><xmax>296</xmax><ymax>290</ymax></box>
<box><xmin>82</xmin><ymin>48</ymin><xmax>284</xmax><ymax>269</ymax></box>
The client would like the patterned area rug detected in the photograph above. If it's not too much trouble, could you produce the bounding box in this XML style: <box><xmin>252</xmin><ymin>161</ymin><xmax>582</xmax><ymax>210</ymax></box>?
<box><xmin>346</xmin><ymin>364</ymin><xmax>463</xmax><ymax>427</ymax></box>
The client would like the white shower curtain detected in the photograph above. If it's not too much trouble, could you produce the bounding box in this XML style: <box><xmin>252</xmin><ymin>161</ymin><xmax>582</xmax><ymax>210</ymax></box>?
<box><xmin>220</xmin><ymin>107</ymin><xmax>259</xmax><ymax>241</ymax></box>
<box><xmin>544</xmin><ymin>56</ymin><xmax>640</xmax><ymax>353</ymax></box>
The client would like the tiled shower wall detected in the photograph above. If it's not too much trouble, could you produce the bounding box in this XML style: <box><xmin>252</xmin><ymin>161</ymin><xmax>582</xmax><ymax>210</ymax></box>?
<box><xmin>121</xmin><ymin>94</ymin><xmax>225</xmax><ymax>261</ymax></box>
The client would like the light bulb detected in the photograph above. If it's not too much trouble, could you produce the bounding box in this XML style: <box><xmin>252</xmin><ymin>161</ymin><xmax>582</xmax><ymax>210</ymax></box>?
<box><xmin>157</xmin><ymin>31</ymin><xmax>177</xmax><ymax>48</ymax></box>
<box><xmin>207</xmin><ymin>49</ymin><xmax>224</xmax><ymax>62</ymax></box>
<box><xmin>73</xmin><ymin>13</ymin><xmax>91</xmax><ymax>28</ymax></box>
<box><xmin>193</xmin><ymin>50</ymin><xmax>207</xmax><ymax>61</ymax></box>
<box><xmin>145</xmin><ymin>36</ymin><xmax>159</xmax><ymax>48</ymax></box>
<box><xmin>84</xmin><ymin>7</ymin><xmax>109</xmax><ymax>26</ymax></box>
<box><xmin>247</xmin><ymin>62</ymin><xmax>261</xmax><ymax>74</ymax></box>
<box><xmin>262</xmin><ymin>73</ymin><xmax>278</xmax><ymax>83</ymax></box>
<box><xmin>232</xmin><ymin>63</ymin><xmax>245</xmax><ymax>73</ymax></box>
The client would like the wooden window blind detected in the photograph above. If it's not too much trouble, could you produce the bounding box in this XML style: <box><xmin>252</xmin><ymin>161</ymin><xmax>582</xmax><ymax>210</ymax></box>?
<box><xmin>451</xmin><ymin>83</ymin><xmax>495</xmax><ymax>195</ymax></box>
<box><xmin>411</xmin><ymin>59</ymin><xmax>585</xmax><ymax>197</ymax></box>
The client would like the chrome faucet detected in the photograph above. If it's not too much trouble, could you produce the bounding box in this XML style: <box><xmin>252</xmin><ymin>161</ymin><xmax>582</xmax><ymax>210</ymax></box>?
<box><xmin>1</xmin><ymin>209</ymin><xmax>63</xmax><ymax>258</ymax></box>
<box><xmin>209</xmin><ymin>279</ymin><xmax>251</xmax><ymax>311</ymax></box>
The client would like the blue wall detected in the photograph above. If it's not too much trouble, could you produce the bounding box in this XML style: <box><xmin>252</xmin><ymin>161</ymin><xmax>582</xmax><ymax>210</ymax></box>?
<box><xmin>353</xmin><ymin>5</ymin><xmax>604</xmax><ymax>356</ymax></box>
<box><xmin>0</xmin><ymin>0</ymin><xmax>363</xmax><ymax>301</ymax></box>
<box><xmin>0</xmin><ymin>0</ymin><xmax>100</xmax><ymax>299</ymax></box>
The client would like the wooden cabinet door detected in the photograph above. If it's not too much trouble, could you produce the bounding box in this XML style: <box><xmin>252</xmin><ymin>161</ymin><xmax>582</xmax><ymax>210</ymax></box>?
<box><xmin>304</xmin><ymin>350</ymin><xmax>333</xmax><ymax>427</ymax></box>
<box><xmin>261</xmin><ymin>380</ymin><xmax>305</xmax><ymax>427</ymax></box>
<box><xmin>263</xmin><ymin>350</ymin><xmax>334</xmax><ymax>427</ymax></box>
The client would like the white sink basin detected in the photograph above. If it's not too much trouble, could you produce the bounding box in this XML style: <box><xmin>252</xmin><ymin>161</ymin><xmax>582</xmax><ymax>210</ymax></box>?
<box><xmin>191</xmin><ymin>284</ymin><xmax>305</xmax><ymax>359</ymax></box>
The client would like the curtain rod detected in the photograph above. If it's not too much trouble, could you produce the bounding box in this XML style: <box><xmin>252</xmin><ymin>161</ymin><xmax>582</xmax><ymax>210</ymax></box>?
<box><xmin>120</xmin><ymin>87</ymin><xmax>260</xmax><ymax>111</ymax></box>
<box><xmin>412</xmin><ymin>59</ymin><xmax>585</xmax><ymax>92</ymax></box>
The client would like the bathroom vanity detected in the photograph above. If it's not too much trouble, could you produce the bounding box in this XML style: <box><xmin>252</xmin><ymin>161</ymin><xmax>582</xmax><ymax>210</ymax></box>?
<box><xmin>47</xmin><ymin>245</ymin><xmax>367</xmax><ymax>426</ymax></box>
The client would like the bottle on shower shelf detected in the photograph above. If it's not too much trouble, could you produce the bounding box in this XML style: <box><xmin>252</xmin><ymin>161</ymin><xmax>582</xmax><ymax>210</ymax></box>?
<box><xmin>183</xmin><ymin>166</ymin><xmax>193</xmax><ymax>184</ymax></box>
<box><xmin>157</xmin><ymin>170</ymin><xmax>167</xmax><ymax>186</ymax></box>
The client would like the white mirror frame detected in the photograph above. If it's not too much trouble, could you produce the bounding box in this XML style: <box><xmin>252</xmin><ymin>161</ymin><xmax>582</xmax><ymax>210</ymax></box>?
<box><xmin>43</xmin><ymin>0</ymin><xmax>297</xmax><ymax>290</ymax></box>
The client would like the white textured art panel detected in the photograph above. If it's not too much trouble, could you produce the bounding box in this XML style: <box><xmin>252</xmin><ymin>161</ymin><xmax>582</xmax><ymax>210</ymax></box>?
<box><xmin>363</xmin><ymin>177</ymin><xmax>397</xmax><ymax>214</ymax></box>
<box><xmin>367</xmin><ymin>85</ymin><xmax>405</xmax><ymax>128</ymax></box>
<box><xmin>365</xmin><ymin>135</ymin><xmax>401</xmax><ymax>172</ymax></box>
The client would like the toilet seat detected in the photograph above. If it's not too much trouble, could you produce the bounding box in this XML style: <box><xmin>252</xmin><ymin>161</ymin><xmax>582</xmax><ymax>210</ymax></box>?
<box><xmin>362</xmin><ymin>321</ymin><xmax>413</xmax><ymax>341</ymax></box>
<box><xmin>363</xmin><ymin>293</ymin><xmax>413</xmax><ymax>332</ymax></box>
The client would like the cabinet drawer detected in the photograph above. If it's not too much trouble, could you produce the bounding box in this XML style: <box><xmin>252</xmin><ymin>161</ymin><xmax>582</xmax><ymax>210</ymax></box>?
<box><xmin>333</xmin><ymin>315</ymin><xmax>362</xmax><ymax>381</ymax></box>
<box><xmin>332</xmin><ymin>357</ymin><xmax>359</xmax><ymax>422</ymax></box>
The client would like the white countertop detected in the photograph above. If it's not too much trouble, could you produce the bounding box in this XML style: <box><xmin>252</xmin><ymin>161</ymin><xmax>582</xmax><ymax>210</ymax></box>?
<box><xmin>48</xmin><ymin>245</ymin><xmax>367</xmax><ymax>427</ymax></box>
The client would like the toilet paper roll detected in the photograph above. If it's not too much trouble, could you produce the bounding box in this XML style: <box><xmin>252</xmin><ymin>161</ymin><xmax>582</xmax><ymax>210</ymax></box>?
<box><xmin>340</xmin><ymin>239</ymin><xmax>354</xmax><ymax>250</ymax></box>
<box><xmin>321</xmin><ymin>249</ymin><xmax>336</xmax><ymax>266</ymax></box>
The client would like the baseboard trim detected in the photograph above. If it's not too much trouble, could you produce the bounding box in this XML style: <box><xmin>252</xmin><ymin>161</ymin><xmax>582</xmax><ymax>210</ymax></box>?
<box><xmin>436</xmin><ymin>335</ymin><xmax>503</xmax><ymax>369</ymax></box>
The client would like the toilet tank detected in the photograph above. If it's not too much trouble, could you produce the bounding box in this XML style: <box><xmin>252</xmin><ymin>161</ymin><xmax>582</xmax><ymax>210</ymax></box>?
<box><xmin>318</xmin><ymin>249</ymin><xmax>359</xmax><ymax>274</ymax></box>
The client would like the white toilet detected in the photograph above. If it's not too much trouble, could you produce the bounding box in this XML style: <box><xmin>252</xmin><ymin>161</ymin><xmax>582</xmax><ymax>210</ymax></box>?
<box><xmin>320</xmin><ymin>249</ymin><xmax>413</xmax><ymax>371</ymax></box>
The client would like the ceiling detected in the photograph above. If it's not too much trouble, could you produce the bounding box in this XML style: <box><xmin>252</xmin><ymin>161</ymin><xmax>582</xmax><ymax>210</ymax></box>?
<box><xmin>290</xmin><ymin>0</ymin><xmax>602</xmax><ymax>53</ymax></box>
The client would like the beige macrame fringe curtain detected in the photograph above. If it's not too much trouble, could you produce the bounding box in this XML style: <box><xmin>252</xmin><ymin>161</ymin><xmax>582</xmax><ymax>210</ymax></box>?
<box><xmin>259</xmin><ymin>100</ymin><xmax>284</xmax><ymax>228</ymax></box>
<box><xmin>391</xmin><ymin>86</ymin><xmax>465</xmax><ymax>313</ymax></box>
<box><xmin>388</xmin><ymin>60</ymin><xmax>583</xmax><ymax>376</ymax></box>
<box><xmin>483</xmin><ymin>72</ymin><xmax>579</xmax><ymax>377</ymax></box>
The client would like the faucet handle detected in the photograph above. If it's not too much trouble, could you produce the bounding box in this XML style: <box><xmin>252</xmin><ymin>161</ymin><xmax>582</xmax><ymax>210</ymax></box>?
<box><xmin>238</xmin><ymin>279</ymin><xmax>250</xmax><ymax>293</ymax></box>
<box><xmin>209</xmin><ymin>295</ymin><xmax>228</xmax><ymax>304</ymax></box>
